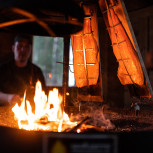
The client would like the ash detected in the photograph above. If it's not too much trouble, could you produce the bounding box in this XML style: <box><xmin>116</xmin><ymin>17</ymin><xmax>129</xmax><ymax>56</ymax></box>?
<box><xmin>70</xmin><ymin>99</ymin><xmax>153</xmax><ymax>132</ymax></box>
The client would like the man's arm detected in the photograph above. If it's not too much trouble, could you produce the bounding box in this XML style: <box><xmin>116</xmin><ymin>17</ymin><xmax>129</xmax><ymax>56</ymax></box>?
<box><xmin>0</xmin><ymin>92</ymin><xmax>21</xmax><ymax>105</ymax></box>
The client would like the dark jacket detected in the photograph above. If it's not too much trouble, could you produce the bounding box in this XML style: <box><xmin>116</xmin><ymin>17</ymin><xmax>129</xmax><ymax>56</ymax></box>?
<box><xmin>0</xmin><ymin>59</ymin><xmax>46</xmax><ymax>101</ymax></box>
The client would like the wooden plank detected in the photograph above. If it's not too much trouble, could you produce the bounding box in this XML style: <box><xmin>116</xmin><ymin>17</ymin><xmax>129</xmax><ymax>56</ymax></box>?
<box><xmin>77</xmin><ymin>94</ymin><xmax>103</xmax><ymax>102</ymax></box>
<box><xmin>75</xmin><ymin>3</ymin><xmax>103</xmax><ymax>102</ymax></box>
<box><xmin>120</xmin><ymin>0</ymin><xmax>153</xmax><ymax>99</ymax></box>
<box><xmin>99</xmin><ymin>0</ymin><xmax>153</xmax><ymax>99</ymax></box>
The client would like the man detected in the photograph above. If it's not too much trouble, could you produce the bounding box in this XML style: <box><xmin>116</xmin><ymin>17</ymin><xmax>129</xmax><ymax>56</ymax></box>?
<box><xmin>0</xmin><ymin>34</ymin><xmax>46</xmax><ymax>106</ymax></box>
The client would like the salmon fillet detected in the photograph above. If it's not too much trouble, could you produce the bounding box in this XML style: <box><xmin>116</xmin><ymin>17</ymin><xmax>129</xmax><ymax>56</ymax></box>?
<box><xmin>71</xmin><ymin>17</ymin><xmax>99</xmax><ymax>87</ymax></box>
<box><xmin>107</xmin><ymin>8</ymin><xmax>144</xmax><ymax>86</ymax></box>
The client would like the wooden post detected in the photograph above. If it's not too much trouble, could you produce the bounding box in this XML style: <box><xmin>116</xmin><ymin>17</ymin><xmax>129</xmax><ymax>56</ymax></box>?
<box><xmin>63</xmin><ymin>36</ymin><xmax>70</xmax><ymax>112</ymax></box>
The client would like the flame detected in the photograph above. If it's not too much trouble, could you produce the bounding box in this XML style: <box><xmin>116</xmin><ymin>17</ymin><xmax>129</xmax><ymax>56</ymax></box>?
<box><xmin>12</xmin><ymin>81</ymin><xmax>77</xmax><ymax>132</ymax></box>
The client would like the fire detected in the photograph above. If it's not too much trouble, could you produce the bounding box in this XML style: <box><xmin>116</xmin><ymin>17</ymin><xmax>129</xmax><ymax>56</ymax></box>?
<box><xmin>12</xmin><ymin>81</ymin><xmax>77</xmax><ymax>132</ymax></box>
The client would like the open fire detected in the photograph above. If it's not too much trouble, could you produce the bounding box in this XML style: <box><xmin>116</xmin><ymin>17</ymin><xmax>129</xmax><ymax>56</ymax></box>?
<box><xmin>12</xmin><ymin>81</ymin><xmax>77</xmax><ymax>132</ymax></box>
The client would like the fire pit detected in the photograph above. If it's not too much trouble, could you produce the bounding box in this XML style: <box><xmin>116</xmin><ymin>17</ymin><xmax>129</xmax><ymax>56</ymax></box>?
<box><xmin>1</xmin><ymin>102</ymin><xmax>153</xmax><ymax>153</ymax></box>
<box><xmin>0</xmin><ymin>67</ymin><xmax>153</xmax><ymax>153</ymax></box>
<box><xmin>0</xmin><ymin>0</ymin><xmax>153</xmax><ymax>153</ymax></box>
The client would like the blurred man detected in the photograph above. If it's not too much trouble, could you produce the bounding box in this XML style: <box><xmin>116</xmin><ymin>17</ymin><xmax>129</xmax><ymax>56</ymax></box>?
<box><xmin>0</xmin><ymin>34</ymin><xmax>46</xmax><ymax>105</ymax></box>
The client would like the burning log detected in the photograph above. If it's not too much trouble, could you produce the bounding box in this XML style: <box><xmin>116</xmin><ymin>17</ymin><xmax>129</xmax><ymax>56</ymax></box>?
<box><xmin>64</xmin><ymin>116</ymin><xmax>90</xmax><ymax>132</ymax></box>
<box><xmin>12</xmin><ymin>81</ymin><xmax>77</xmax><ymax>132</ymax></box>
<box><xmin>78</xmin><ymin>124</ymin><xmax>106</xmax><ymax>132</ymax></box>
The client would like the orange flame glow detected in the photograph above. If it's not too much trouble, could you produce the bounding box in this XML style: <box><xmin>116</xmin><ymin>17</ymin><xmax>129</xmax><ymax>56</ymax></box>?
<box><xmin>12</xmin><ymin>81</ymin><xmax>77</xmax><ymax>132</ymax></box>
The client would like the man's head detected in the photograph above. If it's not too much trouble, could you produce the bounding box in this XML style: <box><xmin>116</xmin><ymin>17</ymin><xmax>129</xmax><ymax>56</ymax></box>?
<box><xmin>12</xmin><ymin>34</ymin><xmax>32</xmax><ymax>67</ymax></box>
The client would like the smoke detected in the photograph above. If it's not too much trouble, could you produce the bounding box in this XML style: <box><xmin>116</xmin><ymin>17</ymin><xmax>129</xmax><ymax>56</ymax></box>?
<box><xmin>71</xmin><ymin>101</ymin><xmax>115</xmax><ymax>130</ymax></box>
<box><xmin>85</xmin><ymin>104</ymin><xmax>115</xmax><ymax>129</ymax></box>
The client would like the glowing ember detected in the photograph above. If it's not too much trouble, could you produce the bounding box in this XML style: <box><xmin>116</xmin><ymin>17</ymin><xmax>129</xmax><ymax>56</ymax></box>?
<box><xmin>12</xmin><ymin>81</ymin><xmax>77</xmax><ymax>131</ymax></box>
<box><xmin>77</xmin><ymin>128</ymin><xmax>81</xmax><ymax>133</ymax></box>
